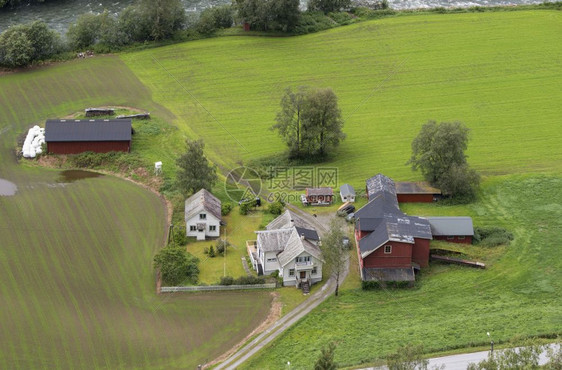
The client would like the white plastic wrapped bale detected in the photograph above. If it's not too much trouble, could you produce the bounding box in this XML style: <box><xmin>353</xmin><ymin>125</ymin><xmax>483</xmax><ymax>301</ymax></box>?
<box><xmin>22</xmin><ymin>126</ymin><xmax>45</xmax><ymax>158</ymax></box>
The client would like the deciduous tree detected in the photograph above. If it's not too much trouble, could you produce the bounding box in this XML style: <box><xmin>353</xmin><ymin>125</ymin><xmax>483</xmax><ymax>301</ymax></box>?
<box><xmin>272</xmin><ymin>86</ymin><xmax>345</xmax><ymax>158</ymax></box>
<box><xmin>408</xmin><ymin>120</ymin><xmax>480</xmax><ymax>201</ymax></box>
<box><xmin>153</xmin><ymin>247</ymin><xmax>199</xmax><ymax>285</ymax></box>
<box><xmin>308</xmin><ymin>0</ymin><xmax>351</xmax><ymax>14</ymax></box>
<box><xmin>320</xmin><ymin>219</ymin><xmax>348</xmax><ymax>297</ymax></box>
<box><xmin>176</xmin><ymin>139</ymin><xmax>218</xmax><ymax>196</ymax></box>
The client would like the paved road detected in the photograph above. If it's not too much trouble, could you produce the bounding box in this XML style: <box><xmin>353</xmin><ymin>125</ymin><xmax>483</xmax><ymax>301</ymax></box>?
<box><xmin>360</xmin><ymin>343</ymin><xmax>560</xmax><ymax>370</ymax></box>
<box><xmin>214</xmin><ymin>206</ymin><xmax>344</xmax><ymax>370</ymax></box>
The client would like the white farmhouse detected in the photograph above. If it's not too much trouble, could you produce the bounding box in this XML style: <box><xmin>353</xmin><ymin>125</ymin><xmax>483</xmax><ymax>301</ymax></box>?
<box><xmin>184</xmin><ymin>189</ymin><xmax>223</xmax><ymax>241</ymax></box>
<box><xmin>249</xmin><ymin>210</ymin><xmax>323</xmax><ymax>292</ymax></box>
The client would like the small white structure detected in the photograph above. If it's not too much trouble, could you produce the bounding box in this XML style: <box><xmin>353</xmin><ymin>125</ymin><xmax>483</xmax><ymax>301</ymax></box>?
<box><xmin>185</xmin><ymin>189</ymin><xmax>223</xmax><ymax>241</ymax></box>
<box><xmin>340</xmin><ymin>183</ymin><xmax>356</xmax><ymax>203</ymax></box>
<box><xmin>154</xmin><ymin>161</ymin><xmax>162</xmax><ymax>175</ymax></box>
<box><xmin>250</xmin><ymin>210</ymin><xmax>323</xmax><ymax>290</ymax></box>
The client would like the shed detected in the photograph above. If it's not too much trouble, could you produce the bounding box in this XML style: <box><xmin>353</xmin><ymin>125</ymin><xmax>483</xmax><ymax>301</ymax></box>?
<box><xmin>45</xmin><ymin>119</ymin><xmax>132</xmax><ymax>154</ymax></box>
<box><xmin>426</xmin><ymin>216</ymin><xmax>474</xmax><ymax>244</ymax></box>
<box><xmin>395</xmin><ymin>181</ymin><xmax>441</xmax><ymax>203</ymax></box>
<box><xmin>340</xmin><ymin>184</ymin><xmax>356</xmax><ymax>202</ymax></box>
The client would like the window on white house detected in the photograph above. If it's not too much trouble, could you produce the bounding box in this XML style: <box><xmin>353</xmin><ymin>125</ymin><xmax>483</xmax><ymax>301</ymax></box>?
<box><xmin>312</xmin><ymin>267</ymin><xmax>317</xmax><ymax>275</ymax></box>
<box><xmin>289</xmin><ymin>269</ymin><xmax>295</xmax><ymax>277</ymax></box>
<box><xmin>200</xmin><ymin>213</ymin><xmax>206</xmax><ymax>220</ymax></box>
<box><xmin>267</xmin><ymin>257</ymin><xmax>277</xmax><ymax>262</ymax></box>
<box><xmin>296</xmin><ymin>256</ymin><xmax>311</xmax><ymax>263</ymax></box>
<box><xmin>384</xmin><ymin>245</ymin><xmax>392</xmax><ymax>254</ymax></box>
<box><xmin>209</xmin><ymin>225</ymin><xmax>216</xmax><ymax>231</ymax></box>
<box><xmin>190</xmin><ymin>225</ymin><xmax>196</xmax><ymax>231</ymax></box>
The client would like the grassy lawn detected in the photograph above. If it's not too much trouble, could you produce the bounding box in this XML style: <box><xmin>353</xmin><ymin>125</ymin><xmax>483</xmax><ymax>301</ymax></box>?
<box><xmin>0</xmin><ymin>57</ymin><xmax>272</xmax><ymax>369</ymax></box>
<box><xmin>243</xmin><ymin>175</ymin><xmax>562</xmax><ymax>368</ymax></box>
<box><xmin>187</xmin><ymin>207</ymin><xmax>267</xmax><ymax>284</ymax></box>
<box><xmin>122</xmin><ymin>10</ymin><xmax>562</xmax><ymax>185</ymax></box>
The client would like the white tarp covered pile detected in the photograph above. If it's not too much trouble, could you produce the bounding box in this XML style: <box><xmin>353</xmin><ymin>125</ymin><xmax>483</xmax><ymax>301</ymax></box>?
<box><xmin>23</xmin><ymin>125</ymin><xmax>45</xmax><ymax>158</ymax></box>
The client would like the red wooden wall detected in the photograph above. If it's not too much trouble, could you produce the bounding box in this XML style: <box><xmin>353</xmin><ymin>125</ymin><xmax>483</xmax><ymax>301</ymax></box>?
<box><xmin>362</xmin><ymin>241</ymin><xmax>413</xmax><ymax>268</ymax></box>
<box><xmin>47</xmin><ymin>141</ymin><xmax>130</xmax><ymax>154</ymax></box>
<box><xmin>397</xmin><ymin>193</ymin><xmax>435</xmax><ymax>203</ymax></box>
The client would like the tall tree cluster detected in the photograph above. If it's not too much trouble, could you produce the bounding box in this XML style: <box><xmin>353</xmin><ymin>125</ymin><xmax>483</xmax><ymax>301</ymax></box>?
<box><xmin>408</xmin><ymin>120</ymin><xmax>480</xmax><ymax>201</ymax></box>
<box><xmin>272</xmin><ymin>86</ymin><xmax>345</xmax><ymax>159</ymax></box>
<box><xmin>235</xmin><ymin>0</ymin><xmax>300</xmax><ymax>32</ymax></box>
<box><xmin>0</xmin><ymin>20</ymin><xmax>62</xmax><ymax>68</ymax></box>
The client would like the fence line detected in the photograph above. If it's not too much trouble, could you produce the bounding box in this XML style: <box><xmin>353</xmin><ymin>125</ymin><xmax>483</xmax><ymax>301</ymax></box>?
<box><xmin>160</xmin><ymin>283</ymin><xmax>276</xmax><ymax>293</ymax></box>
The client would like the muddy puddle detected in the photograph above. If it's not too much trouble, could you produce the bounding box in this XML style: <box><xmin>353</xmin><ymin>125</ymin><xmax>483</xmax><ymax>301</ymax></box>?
<box><xmin>57</xmin><ymin>170</ymin><xmax>104</xmax><ymax>183</ymax></box>
<box><xmin>0</xmin><ymin>178</ymin><xmax>17</xmax><ymax>196</ymax></box>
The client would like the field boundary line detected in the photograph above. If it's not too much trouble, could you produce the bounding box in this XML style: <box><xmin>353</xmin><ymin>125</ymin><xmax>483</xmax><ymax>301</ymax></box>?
<box><xmin>161</xmin><ymin>283</ymin><xmax>276</xmax><ymax>292</ymax></box>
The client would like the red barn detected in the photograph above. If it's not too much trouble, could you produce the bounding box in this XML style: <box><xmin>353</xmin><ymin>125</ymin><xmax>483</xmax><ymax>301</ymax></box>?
<box><xmin>427</xmin><ymin>217</ymin><xmax>474</xmax><ymax>244</ymax></box>
<box><xmin>355</xmin><ymin>177</ymin><xmax>432</xmax><ymax>284</ymax></box>
<box><xmin>45</xmin><ymin>119</ymin><xmax>132</xmax><ymax>155</ymax></box>
<box><xmin>395</xmin><ymin>181</ymin><xmax>441</xmax><ymax>203</ymax></box>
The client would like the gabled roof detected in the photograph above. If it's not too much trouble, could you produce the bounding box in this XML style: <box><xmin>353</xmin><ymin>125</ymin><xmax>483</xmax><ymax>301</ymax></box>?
<box><xmin>266</xmin><ymin>210</ymin><xmax>313</xmax><ymax>231</ymax></box>
<box><xmin>184</xmin><ymin>189</ymin><xmax>222</xmax><ymax>222</ymax></box>
<box><xmin>256</xmin><ymin>229</ymin><xmax>294</xmax><ymax>252</ymax></box>
<box><xmin>45</xmin><ymin>119</ymin><xmax>132</xmax><ymax>142</ymax></box>
<box><xmin>277</xmin><ymin>229</ymin><xmax>324</xmax><ymax>267</ymax></box>
<box><xmin>340</xmin><ymin>184</ymin><xmax>356</xmax><ymax>196</ymax></box>
<box><xmin>395</xmin><ymin>181</ymin><xmax>441</xmax><ymax>195</ymax></box>
<box><xmin>366</xmin><ymin>173</ymin><xmax>396</xmax><ymax>200</ymax></box>
<box><xmin>426</xmin><ymin>217</ymin><xmax>474</xmax><ymax>236</ymax></box>
<box><xmin>306</xmin><ymin>187</ymin><xmax>333</xmax><ymax>196</ymax></box>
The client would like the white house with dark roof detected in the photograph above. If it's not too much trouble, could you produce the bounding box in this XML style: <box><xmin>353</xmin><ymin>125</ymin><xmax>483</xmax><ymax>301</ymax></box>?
<box><xmin>340</xmin><ymin>184</ymin><xmax>356</xmax><ymax>202</ymax></box>
<box><xmin>185</xmin><ymin>189</ymin><xmax>223</xmax><ymax>241</ymax></box>
<box><xmin>249</xmin><ymin>210</ymin><xmax>323</xmax><ymax>291</ymax></box>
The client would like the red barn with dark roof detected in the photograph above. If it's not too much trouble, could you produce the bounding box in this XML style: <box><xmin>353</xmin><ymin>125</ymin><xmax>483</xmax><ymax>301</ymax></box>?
<box><xmin>45</xmin><ymin>119</ymin><xmax>132</xmax><ymax>154</ymax></box>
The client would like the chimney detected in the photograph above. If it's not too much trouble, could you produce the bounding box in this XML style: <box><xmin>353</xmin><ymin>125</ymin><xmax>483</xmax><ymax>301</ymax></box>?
<box><xmin>301</xmin><ymin>234</ymin><xmax>305</xmax><ymax>240</ymax></box>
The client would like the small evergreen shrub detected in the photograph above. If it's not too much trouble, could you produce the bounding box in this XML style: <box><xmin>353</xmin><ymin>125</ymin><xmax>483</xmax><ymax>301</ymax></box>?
<box><xmin>473</xmin><ymin>226</ymin><xmax>514</xmax><ymax>247</ymax></box>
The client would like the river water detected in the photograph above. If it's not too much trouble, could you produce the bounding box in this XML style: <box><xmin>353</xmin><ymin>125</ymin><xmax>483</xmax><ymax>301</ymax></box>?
<box><xmin>0</xmin><ymin>0</ymin><xmax>543</xmax><ymax>34</ymax></box>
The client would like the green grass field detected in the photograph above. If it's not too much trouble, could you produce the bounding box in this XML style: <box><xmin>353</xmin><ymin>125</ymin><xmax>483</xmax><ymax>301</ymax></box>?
<box><xmin>0</xmin><ymin>58</ymin><xmax>271</xmax><ymax>369</ymax></box>
<box><xmin>244</xmin><ymin>175</ymin><xmax>562</xmax><ymax>368</ymax></box>
<box><xmin>121</xmin><ymin>10</ymin><xmax>562</xmax><ymax>188</ymax></box>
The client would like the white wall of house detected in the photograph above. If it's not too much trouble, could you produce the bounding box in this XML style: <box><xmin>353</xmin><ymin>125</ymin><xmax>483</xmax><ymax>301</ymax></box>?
<box><xmin>281</xmin><ymin>252</ymin><xmax>323</xmax><ymax>287</ymax></box>
<box><xmin>259</xmin><ymin>250</ymin><xmax>281</xmax><ymax>275</ymax></box>
<box><xmin>340</xmin><ymin>192</ymin><xmax>356</xmax><ymax>203</ymax></box>
<box><xmin>186</xmin><ymin>211</ymin><xmax>221</xmax><ymax>240</ymax></box>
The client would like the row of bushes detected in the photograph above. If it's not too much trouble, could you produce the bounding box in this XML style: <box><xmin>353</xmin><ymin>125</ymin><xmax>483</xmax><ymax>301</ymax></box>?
<box><xmin>219</xmin><ymin>275</ymin><xmax>266</xmax><ymax>285</ymax></box>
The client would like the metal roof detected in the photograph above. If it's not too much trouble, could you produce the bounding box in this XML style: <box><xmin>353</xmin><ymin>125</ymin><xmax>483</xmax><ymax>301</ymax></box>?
<box><xmin>184</xmin><ymin>189</ymin><xmax>222</xmax><ymax>222</ymax></box>
<box><xmin>395</xmin><ymin>181</ymin><xmax>441</xmax><ymax>195</ymax></box>
<box><xmin>426</xmin><ymin>217</ymin><xmax>474</xmax><ymax>236</ymax></box>
<box><xmin>266</xmin><ymin>210</ymin><xmax>313</xmax><ymax>231</ymax></box>
<box><xmin>45</xmin><ymin>119</ymin><xmax>132</xmax><ymax>142</ymax></box>
<box><xmin>340</xmin><ymin>183</ymin><xmax>356</xmax><ymax>196</ymax></box>
<box><xmin>366</xmin><ymin>173</ymin><xmax>396</xmax><ymax>200</ymax></box>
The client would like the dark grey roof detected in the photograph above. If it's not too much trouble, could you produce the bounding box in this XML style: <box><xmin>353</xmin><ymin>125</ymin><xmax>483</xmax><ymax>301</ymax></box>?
<box><xmin>45</xmin><ymin>119</ymin><xmax>132</xmax><ymax>142</ymax></box>
<box><xmin>355</xmin><ymin>192</ymin><xmax>400</xmax><ymax>221</ymax></box>
<box><xmin>184</xmin><ymin>189</ymin><xmax>222</xmax><ymax>222</ymax></box>
<box><xmin>426</xmin><ymin>217</ymin><xmax>474</xmax><ymax>236</ymax></box>
<box><xmin>395</xmin><ymin>181</ymin><xmax>441</xmax><ymax>195</ymax></box>
<box><xmin>366</xmin><ymin>173</ymin><xmax>396</xmax><ymax>200</ymax></box>
<box><xmin>362</xmin><ymin>267</ymin><xmax>415</xmax><ymax>282</ymax></box>
<box><xmin>295</xmin><ymin>226</ymin><xmax>319</xmax><ymax>241</ymax></box>
<box><xmin>306</xmin><ymin>187</ymin><xmax>333</xmax><ymax>196</ymax></box>
<box><xmin>340</xmin><ymin>184</ymin><xmax>356</xmax><ymax>197</ymax></box>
